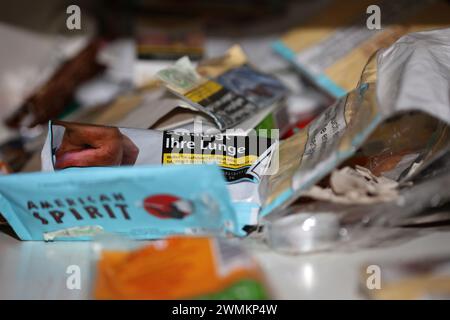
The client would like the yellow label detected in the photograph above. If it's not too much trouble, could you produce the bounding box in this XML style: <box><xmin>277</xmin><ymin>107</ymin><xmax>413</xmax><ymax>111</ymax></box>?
<box><xmin>163</xmin><ymin>153</ymin><xmax>257</xmax><ymax>169</ymax></box>
<box><xmin>185</xmin><ymin>80</ymin><xmax>223</xmax><ymax>103</ymax></box>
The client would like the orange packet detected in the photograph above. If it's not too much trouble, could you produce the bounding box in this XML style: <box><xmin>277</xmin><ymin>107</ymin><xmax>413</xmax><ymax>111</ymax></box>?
<box><xmin>94</xmin><ymin>236</ymin><xmax>270</xmax><ymax>299</ymax></box>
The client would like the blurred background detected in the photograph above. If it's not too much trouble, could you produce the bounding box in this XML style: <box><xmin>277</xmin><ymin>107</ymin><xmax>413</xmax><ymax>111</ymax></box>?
<box><xmin>1</xmin><ymin>0</ymin><xmax>448</xmax><ymax>173</ymax></box>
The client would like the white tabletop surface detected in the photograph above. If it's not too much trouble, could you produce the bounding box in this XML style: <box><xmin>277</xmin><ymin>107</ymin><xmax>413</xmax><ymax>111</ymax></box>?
<box><xmin>1</xmin><ymin>229</ymin><xmax>450</xmax><ymax>300</ymax></box>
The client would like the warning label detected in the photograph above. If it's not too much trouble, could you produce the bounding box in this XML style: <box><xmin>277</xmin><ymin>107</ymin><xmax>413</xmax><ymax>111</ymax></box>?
<box><xmin>162</xmin><ymin>131</ymin><xmax>272</xmax><ymax>182</ymax></box>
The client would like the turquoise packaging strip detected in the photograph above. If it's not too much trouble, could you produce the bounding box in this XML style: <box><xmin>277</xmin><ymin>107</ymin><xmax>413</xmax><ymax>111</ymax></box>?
<box><xmin>272</xmin><ymin>40</ymin><xmax>346</xmax><ymax>98</ymax></box>
<box><xmin>0</xmin><ymin>164</ymin><xmax>239</xmax><ymax>241</ymax></box>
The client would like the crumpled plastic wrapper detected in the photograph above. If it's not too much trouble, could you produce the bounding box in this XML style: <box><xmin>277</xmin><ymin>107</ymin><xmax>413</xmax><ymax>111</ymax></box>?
<box><xmin>263</xmin><ymin>149</ymin><xmax>450</xmax><ymax>254</ymax></box>
<box><xmin>259</xmin><ymin>28</ymin><xmax>450</xmax><ymax>221</ymax></box>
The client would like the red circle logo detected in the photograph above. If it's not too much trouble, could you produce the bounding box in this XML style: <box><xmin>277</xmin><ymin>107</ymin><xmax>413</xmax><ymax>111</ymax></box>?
<box><xmin>143</xmin><ymin>194</ymin><xmax>192</xmax><ymax>219</ymax></box>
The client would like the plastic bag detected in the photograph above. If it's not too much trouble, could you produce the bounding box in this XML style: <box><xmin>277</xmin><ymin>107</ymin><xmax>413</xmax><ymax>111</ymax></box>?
<box><xmin>260</xmin><ymin>28</ymin><xmax>450</xmax><ymax>217</ymax></box>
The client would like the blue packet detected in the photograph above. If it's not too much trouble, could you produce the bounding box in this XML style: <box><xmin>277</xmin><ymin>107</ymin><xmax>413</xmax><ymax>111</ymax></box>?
<box><xmin>39</xmin><ymin>120</ymin><xmax>273</xmax><ymax>231</ymax></box>
<box><xmin>0</xmin><ymin>164</ymin><xmax>241</xmax><ymax>241</ymax></box>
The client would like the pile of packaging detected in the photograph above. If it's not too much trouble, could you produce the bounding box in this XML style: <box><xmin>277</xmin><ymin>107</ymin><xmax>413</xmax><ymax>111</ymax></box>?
<box><xmin>1</xmin><ymin>0</ymin><xmax>450</xmax><ymax>299</ymax></box>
